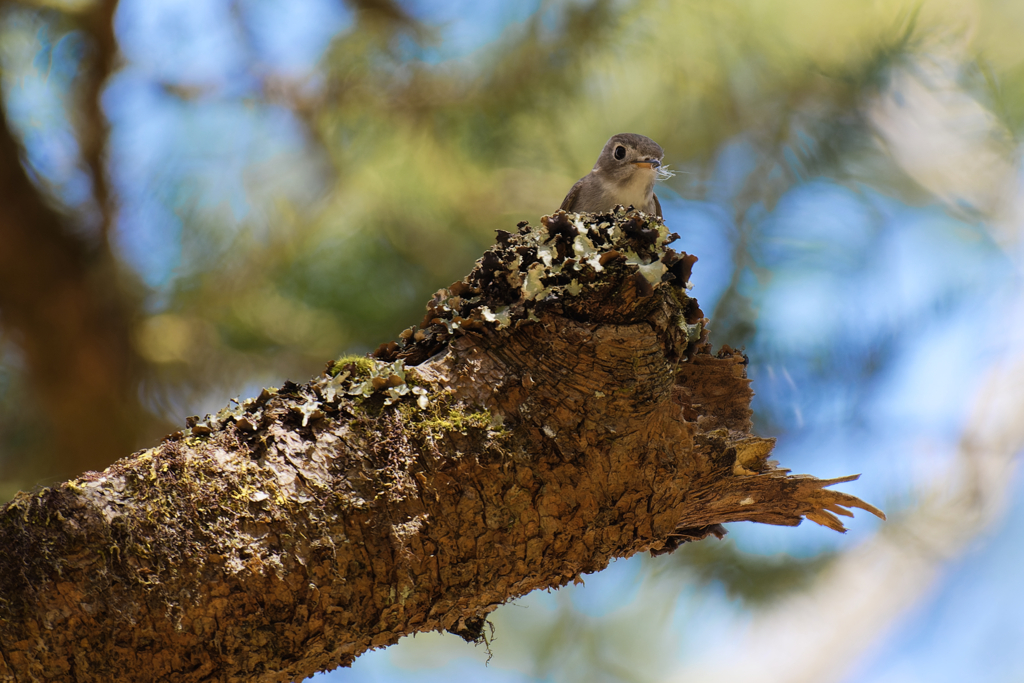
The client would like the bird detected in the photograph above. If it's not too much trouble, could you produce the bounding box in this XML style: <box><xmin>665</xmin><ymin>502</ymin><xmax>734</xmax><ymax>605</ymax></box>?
<box><xmin>559</xmin><ymin>133</ymin><xmax>666</xmax><ymax>218</ymax></box>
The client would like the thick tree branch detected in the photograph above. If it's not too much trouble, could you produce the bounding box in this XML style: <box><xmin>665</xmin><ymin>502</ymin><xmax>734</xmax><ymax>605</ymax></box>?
<box><xmin>0</xmin><ymin>210</ymin><xmax>882</xmax><ymax>682</ymax></box>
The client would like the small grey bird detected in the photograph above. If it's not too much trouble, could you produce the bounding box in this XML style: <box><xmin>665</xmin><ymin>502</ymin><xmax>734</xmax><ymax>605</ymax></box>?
<box><xmin>559</xmin><ymin>133</ymin><xmax>666</xmax><ymax>218</ymax></box>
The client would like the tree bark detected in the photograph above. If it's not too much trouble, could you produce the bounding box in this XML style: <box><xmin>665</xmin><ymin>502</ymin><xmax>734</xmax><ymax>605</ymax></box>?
<box><xmin>0</xmin><ymin>210</ymin><xmax>882</xmax><ymax>682</ymax></box>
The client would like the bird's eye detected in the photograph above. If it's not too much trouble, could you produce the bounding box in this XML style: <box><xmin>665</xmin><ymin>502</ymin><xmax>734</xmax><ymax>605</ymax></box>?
<box><xmin>613</xmin><ymin>145</ymin><xmax>626</xmax><ymax>160</ymax></box>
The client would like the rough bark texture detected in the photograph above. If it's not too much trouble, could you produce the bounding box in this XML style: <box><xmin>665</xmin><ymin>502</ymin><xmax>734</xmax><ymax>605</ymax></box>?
<box><xmin>0</xmin><ymin>210</ymin><xmax>882</xmax><ymax>682</ymax></box>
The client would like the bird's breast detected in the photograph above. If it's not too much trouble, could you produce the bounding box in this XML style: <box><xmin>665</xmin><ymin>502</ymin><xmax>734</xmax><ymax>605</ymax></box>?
<box><xmin>611</xmin><ymin>170</ymin><xmax>656</xmax><ymax>211</ymax></box>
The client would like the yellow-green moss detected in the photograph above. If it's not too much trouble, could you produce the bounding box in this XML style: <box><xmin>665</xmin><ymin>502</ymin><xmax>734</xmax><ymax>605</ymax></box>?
<box><xmin>328</xmin><ymin>354</ymin><xmax>376</xmax><ymax>378</ymax></box>
<box><xmin>398</xmin><ymin>392</ymin><xmax>509</xmax><ymax>441</ymax></box>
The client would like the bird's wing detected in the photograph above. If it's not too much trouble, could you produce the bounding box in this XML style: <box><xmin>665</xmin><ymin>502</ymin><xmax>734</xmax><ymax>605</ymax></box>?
<box><xmin>560</xmin><ymin>178</ymin><xmax>585</xmax><ymax>212</ymax></box>
<box><xmin>653</xmin><ymin>193</ymin><xmax>662</xmax><ymax>219</ymax></box>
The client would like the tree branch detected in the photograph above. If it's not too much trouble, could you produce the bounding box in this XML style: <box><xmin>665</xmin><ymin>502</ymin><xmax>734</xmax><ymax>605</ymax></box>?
<box><xmin>0</xmin><ymin>210</ymin><xmax>882</xmax><ymax>681</ymax></box>
<box><xmin>79</xmin><ymin>0</ymin><xmax>119</xmax><ymax>243</ymax></box>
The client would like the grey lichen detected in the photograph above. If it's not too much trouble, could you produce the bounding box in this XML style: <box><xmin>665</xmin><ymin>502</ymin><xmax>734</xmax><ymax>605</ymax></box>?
<box><xmin>372</xmin><ymin>207</ymin><xmax>706</xmax><ymax>366</ymax></box>
<box><xmin>320</xmin><ymin>357</ymin><xmax>428</xmax><ymax>407</ymax></box>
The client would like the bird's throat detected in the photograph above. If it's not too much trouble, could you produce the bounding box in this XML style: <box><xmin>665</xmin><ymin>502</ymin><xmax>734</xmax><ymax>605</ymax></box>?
<box><xmin>609</xmin><ymin>170</ymin><xmax>655</xmax><ymax>211</ymax></box>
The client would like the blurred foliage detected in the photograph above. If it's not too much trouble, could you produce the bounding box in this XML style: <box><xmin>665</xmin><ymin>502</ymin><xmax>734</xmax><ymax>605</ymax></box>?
<box><xmin>2</xmin><ymin>0</ymin><xmax>1024</xmax><ymax>679</ymax></box>
<box><xmin>661</xmin><ymin>539</ymin><xmax>836</xmax><ymax>607</ymax></box>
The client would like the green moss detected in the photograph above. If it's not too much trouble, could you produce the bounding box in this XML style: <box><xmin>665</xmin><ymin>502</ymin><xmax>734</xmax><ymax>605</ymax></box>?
<box><xmin>108</xmin><ymin>436</ymin><xmax>291</xmax><ymax>585</ymax></box>
<box><xmin>328</xmin><ymin>354</ymin><xmax>376</xmax><ymax>378</ymax></box>
<box><xmin>400</xmin><ymin>392</ymin><xmax>509</xmax><ymax>441</ymax></box>
<box><xmin>416</xmin><ymin>408</ymin><xmax>492</xmax><ymax>435</ymax></box>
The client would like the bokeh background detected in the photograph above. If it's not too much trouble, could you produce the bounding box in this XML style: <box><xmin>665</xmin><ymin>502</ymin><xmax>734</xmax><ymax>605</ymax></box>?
<box><xmin>2</xmin><ymin>0</ymin><xmax>1023</xmax><ymax>681</ymax></box>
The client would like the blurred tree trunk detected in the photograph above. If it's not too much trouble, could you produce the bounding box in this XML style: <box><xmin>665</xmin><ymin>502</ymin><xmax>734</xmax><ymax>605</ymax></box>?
<box><xmin>0</xmin><ymin>94</ymin><xmax>146</xmax><ymax>481</ymax></box>
<box><xmin>0</xmin><ymin>211</ymin><xmax>880</xmax><ymax>682</ymax></box>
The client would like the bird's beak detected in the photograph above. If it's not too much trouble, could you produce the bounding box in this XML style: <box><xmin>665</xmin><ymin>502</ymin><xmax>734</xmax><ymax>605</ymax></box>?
<box><xmin>633</xmin><ymin>159</ymin><xmax>661</xmax><ymax>169</ymax></box>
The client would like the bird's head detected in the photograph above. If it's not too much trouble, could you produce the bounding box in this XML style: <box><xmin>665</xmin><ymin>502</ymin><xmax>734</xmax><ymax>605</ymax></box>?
<box><xmin>593</xmin><ymin>133</ymin><xmax>666</xmax><ymax>185</ymax></box>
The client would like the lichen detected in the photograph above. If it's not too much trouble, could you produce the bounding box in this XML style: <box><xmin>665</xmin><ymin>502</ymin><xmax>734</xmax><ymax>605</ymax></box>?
<box><xmin>318</xmin><ymin>357</ymin><xmax>430</xmax><ymax>408</ymax></box>
<box><xmin>371</xmin><ymin>207</ymin><xmax>704</xmax><ymax>366</ymax></box>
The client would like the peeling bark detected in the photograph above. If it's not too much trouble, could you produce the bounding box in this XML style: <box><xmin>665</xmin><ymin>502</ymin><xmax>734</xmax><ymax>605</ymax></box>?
<box><xmin>0</xmin><ymin>210</ymin><xmax>882</xmax><ymax>682</ymax></box>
